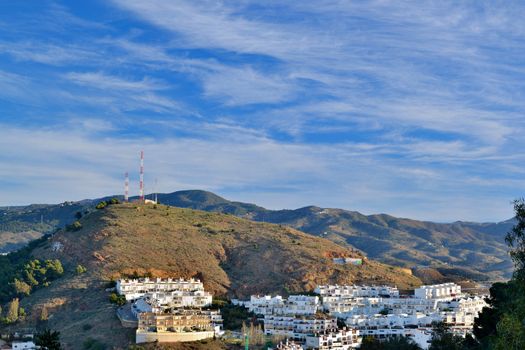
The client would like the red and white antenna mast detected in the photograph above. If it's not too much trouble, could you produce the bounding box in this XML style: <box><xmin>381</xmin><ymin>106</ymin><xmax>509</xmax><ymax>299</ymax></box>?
<box><xmin>124</xmin><ymin>172</ymin><xmax>129</xmax><ymax>202</ymax></box>
<box><xmin>139</xmin><ymin>150</ymin><xmax>144</xmax><ymax>202</ymax></box>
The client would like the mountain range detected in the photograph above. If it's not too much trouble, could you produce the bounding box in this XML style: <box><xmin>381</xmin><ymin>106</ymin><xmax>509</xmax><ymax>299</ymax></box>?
<box><xmin>1</xmin><ymin>190</ymin><xmax>514</xmax><ymax>282</ymax></box>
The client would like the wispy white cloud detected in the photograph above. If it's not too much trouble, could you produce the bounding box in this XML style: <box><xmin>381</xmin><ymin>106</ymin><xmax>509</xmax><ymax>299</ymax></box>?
<box><xmin>66</xmin><ymin>72</ymin><xmax>167</xmax><ymax>91</ymax></box>
<box><xmin>67</xmin><ymin>118</ymin><xmax>116</xmax><ymax>132</ymax></box>
<box><xmin>202</xmin><ymin>66</ymin><xmax>295</xmax><ymax>105</ymax></box>
<box><xmin>0</xmin><ymin>70</ymin><xmax>30</xmax><ymax>99</ymax></box>
<box><xmin>60</xmin><ymin>72</ymin><xmax>182</xmax><ymax>113</ymax></box>
<box><xmin>46</xmin><ymin>3</ymin><xmax>109</xmax><ymax>31</ymax></box>
<box><xmin>0</xmin><ymin>41</ymin><xmax>100</xmax><ymax>65</ymax></box>
<box><xmin>110</xmin><ymin>0</ymin><xmax>334</xmax><ymax>60</ymax></box>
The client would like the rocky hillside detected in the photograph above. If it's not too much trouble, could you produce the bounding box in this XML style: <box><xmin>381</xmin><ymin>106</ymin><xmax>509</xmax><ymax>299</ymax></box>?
<box><xmin>37</xmin><ymin>203</ymin><xmax>420</xmax><ymax>296</ymax></box>
<box><xmin>1</xmin><ymin>190</ymin><xmax>513</xmax><ymax>281</ymax></box>
<box><xmin>9</xmin><ymin>203</ymin><xmax>419</xmax><ymax>348</ymax></box>
<box><xmin>155</xmin><ymin>190</ymin><xmax>514</xmax><ymax>281</ymax></box>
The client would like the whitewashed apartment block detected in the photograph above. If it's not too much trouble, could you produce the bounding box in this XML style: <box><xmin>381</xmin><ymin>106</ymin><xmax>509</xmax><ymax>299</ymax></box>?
<box><xmin>116</xmin><ymin>277</ymin><xmax>209</xmax><ymax>301</ymax></box>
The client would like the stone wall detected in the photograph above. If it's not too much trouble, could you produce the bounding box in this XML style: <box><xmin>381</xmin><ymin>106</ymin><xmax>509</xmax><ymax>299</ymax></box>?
<box><xmin>136</xmin><ymin>331</ymin><xmax>214</xmax><ymax>344</ymax></box>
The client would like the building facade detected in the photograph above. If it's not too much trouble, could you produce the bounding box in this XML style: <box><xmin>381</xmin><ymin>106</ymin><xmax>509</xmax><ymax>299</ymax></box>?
<box><xmin>274</xmin><ymin>339</ymin><xmax>305</xmax><ymax>350</ymax></box>
<box><xmin>305</xmin><ymin>328</ymin><xmax>361</xmax><ymax>349</ymax></box>
<box><xmin>234</xmin><ymin>294</ymin><xmax>319</xmax><ymax>316</ymax></box>
<box><xmin>136</xmin><ymin>310</ymin><xmax>222</xmax><ymax>344</ymax></box>
<box><xmin>315</xmin><ymin>285</ymin><xmax>400</xmax><ymax>298</ymax></box>
<box><xmin>414</xmin><ymin>283</ymin><xmax>461</xmax><ymax>300</ymax></box>
<box><xmin>117</xmin><ymin>277</ymin><xmax>209</xmax><ymax>301</ymax></box>
<box><xmin>264</xmin><ymin>315</ymin><xmax>337</xmax><ymax>340</ymax></box>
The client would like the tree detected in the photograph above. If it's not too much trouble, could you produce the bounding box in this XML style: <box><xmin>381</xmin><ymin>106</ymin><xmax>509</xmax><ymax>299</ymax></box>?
<box><xmin>429</xmin><ymin>322</ymin><xmax>466</xmax><ymax>350</ymax></box>
<box><xmin>75</xmin><ymin>211</ymin><xmax>83</xmax><ymax>220</ymax></box>
<box><xmin>473</xmin><ymin>282</ymin><xmax>510</xmax><ymax>340</ymax></box>
<box><xmin>19</xmin><ymin>306</ymin><xmax>26</xmax><ymax>320</ymax></box>
<box><xmin>35</xmin><ymin>329</ymin><xmax>62</xmax><ymax>350</ymax></box>
<box><xmin>109</xmin><ymin>293</ymin><xmax>126</xmax><ymax>306</ymax></box>
<box><xmin>493</xmin><ymin>313</ymin><xmax>525</xmax><ymax>350</ymax></box>
<box><xmin>66</xmin><ymin>221</ymin><xmax>82</xmax><ymax>232</ymax></box>
<box><xmin>359</xmin><ymin>337</ymin><xmax>381</xmax><ymax>350</ymax></box>
<box><xmin>25</xmin><ymin>270</ymin><xmax>39</xmax><ymax>286</ymax></box>
<box><xmin>95</xmin><ymin>201</ymin><xmax>107</xmax><ymax>209</ymax></box>
<box><xmin>461</xmin><ymin>334</ymin><xmax>480</xmax><ymax>350</ymax></box>
<box><xmin>378</xmin><ymin>307</ymin><xmax>389</xmax><ymax>315</ymax></box>
<box><xmin>109</xmin><ymin>198</ymin><xmax>120</xmax><ymax>205</ymax></box>
<box><xmin>45</xmin><ymin>259</ymin><xmax>64</xmax><ymax>278</ymax></box>
<box><xmin>254</xmin><ymin>324</ymin><xmax>264</xmax><ymax>345</ymax></box>
<box><xmin>5</xmin><ymin>298</ymin><xmax>19</xmax><ymax>323</ymax></box>
<box><xmin>386</xmin><ymin>336</ymin><xmax>422</xmax><ymax>350</ymax></box>
<box><xmin>13</xmin><ymin>278</ymin><xmax>31</xmax><ymax>296</ymax></box>
<box><xmin>506</xmin><ymin>199</ymin><xmax>525</xmax><ymax>280</ymax></box>
<box><xmin>473</xmin><ymin>199</ymin><xmax>525</xmax><ymax>347</ymax></box>
<box><xmin>76</xmin><ymin>264</ymin><xmax>87</xmax><ymax>274</ymax></box>
<box><xmin>40</xmin><ymin>306</ymin><xmax>49</xmax><ymax>321</ymax></box>
<box><xmin>83</xmin><ymin>337</ymin><xmax>106</xmax><ymax>350</ymax></box>
<box><xmin>360</xmin><ymin>336</ymin><xmax>422</xmax><ymax>350</ymax></box>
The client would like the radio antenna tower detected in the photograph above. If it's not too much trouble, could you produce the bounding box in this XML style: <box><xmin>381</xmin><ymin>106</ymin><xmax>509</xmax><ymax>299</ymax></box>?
<box><xmin>154</xmin><ymin>178</ymin><xmax>158</xmax><ymax>204</ymax></box>
<box><xmin>124</xmin><ymin>172</ymin><xmax>129</xmax><ymax>202</ymax></box>
<box><xmin>139</xmin><ymin>150</ymin><xmax>144</xmax><ymax>202</ymax></box>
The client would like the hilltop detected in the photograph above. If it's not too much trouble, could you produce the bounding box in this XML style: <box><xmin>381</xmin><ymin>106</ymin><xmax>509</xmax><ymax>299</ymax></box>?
<box><xmin>11</xmin><ymin>203</ymin><xmax>419</xmax><ymax>348</ymax></box>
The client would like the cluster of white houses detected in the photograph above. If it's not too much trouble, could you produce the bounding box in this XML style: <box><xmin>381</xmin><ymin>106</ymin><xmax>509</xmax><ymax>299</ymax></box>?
<box><xmin>234</xmin><ymin>282</ymin><xmax>487</xmax><ymax>350</ymax></box>
<box><xmin>235</xmin><ymin>295</ymin><xmax>320</xmax><ymax>316</ymax></box>
<box><xmin>114</xmin><ymin>279</ymin><xmax>486</xmax><ymax>349</ymax></box>
<box><xmin>116</xmin><ymin>278</ymin><xmax>223</xmax><ymax>344</ymax></box>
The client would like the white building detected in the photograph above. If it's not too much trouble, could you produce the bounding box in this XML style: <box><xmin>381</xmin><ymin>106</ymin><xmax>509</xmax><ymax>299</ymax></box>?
<box><xmin>316</xmin><ymin>285</ymin><xmax>400</xmax><ymax>317</ymax></box>
<box><xmin>235</xmin><ymin>295</ymin><xmax>284</xmax><ymax>315</ymax></box>
<box><xmin>320</xmin><ymin>296</ymin><xmax>385</xmax><ymax>317</ymax></box>
<box><xmin>274</xmin><ymin>339</ymin><xmax>304</xmax><ymax>350</ymax></box>
<box><xmin>305</xmin><ymin>328</ymin><xmax>361</xmax><ymax>349</ymax></box>
<box><xmin>131</xmin><ymin>289</ymin><xmax>212</xmax><ymax>316</ymax></box>
<box><xmin>317</xmin><ymin>283</ymin><xmax>480</xmax><ymax>319</ymax></box>
<box><xmin>136</xmin><ymin>309</ymin><xmax>222</xmax><ymax>344</ymax></box>
<box><xmin>233</xmin><ymin>294</ymin><xmax>318</xmax><ymax>316</ymax></box>
<box><xmin>11</xmin><ymin>342</ymin><xmax>37</xmax><ymax>350</ymax></box>
<box><xmin>346</xmin><ymin>313</ymin><xmax>434</xmax><ymax>329</ymax></box>
<box><xmin>264</xmin><ymin>315</ymin><xmax>337</xmax><ymax>340</ymax></box>
<box><xmin>116</xmin><ymin>277</ymin><xmax>210</xmax><ymax>301</ymax></box>
<box><xmin>382</xmin><ymin>297</ymin><xmax>441</xmax><ymax>315</ymax></box>
<box><xmin>315</xmin><ymin>285</ymin><xmax>399</xmax><ymax>298</ymax></box>
<box><xmin>286</xmin><ymin>295</ymin><xmax>320</xmax><ymax>315</ymax></box>
<box><xmin>405</xmin><ymin>328</ymin><xmax>433</xmax><ymax>350</ymax></box>
<box><xmin>414</xmin><ymin>283</ymin><xmax>461</xmax><ymax>300</ymax></box>
<box><xmin>343</xmin><ymin>295</ymin><xmax>486</xmax><ymax>346</ymax></box>
<box><xmin>332</xmin><ymin>258</ymin><xmax>363</xmax><ymax>266</ymax></box>
<box><xmin>438</xmin><ymin>296</ymin><xmax>486</xmax><ymax>315</ymax></box>
<box><xmin>115</xmin><ymin>277</ymin><xmax>223</xmax><ymax>344</ymax></box>
<box><xmin>240</xmin><ymin>283</ymin><xmax>484</xmax><ymax>349</ymax></box>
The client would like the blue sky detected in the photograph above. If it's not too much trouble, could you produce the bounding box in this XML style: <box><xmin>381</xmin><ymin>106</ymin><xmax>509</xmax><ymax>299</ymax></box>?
<box><xmin>1</xmin><ymin>0</ymin><xmax>524</xmax><ymax>222</ymax></box>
